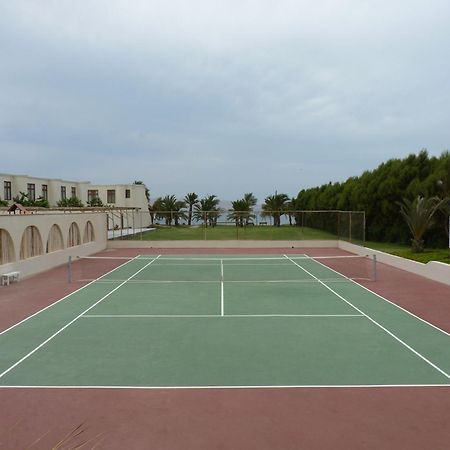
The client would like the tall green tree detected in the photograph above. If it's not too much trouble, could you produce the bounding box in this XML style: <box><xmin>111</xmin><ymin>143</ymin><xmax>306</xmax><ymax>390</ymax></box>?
<box><xmin>262</xmin><ymin>193</ymin><xmax>289</xmax><ymax>226</ymax></box>
<box><xmin>149</xmin><ymin>197</ymin><xmax>163</xmax><ymax>225</ymax></box>
<box><xmin>154</xmin><ymin>195</ymin><xmax>186</xmax><ymax>225</ymax></box>
<box><xmin>227</xmin><ymin>193</ymin><xmax>257</xmax><ymax>226</ymax></box>
<box><xmin>184</xmin><ymin>192</ymin><xmax>199</xmax><ymax>226</ymax></box>
<box><xmin>295</xmin><ymin>149</ymin><xmax>450</xmax><ymax>246</ymax></box>
<box><xmin>285</xmin><ymin>196</ymin><xmax>299</xmax><ymax>226</ymax></box>
<box><xmin>398</xmin><ymin>196</ymin><xmax>443</xmax><ymax>252</ymax></box>
<box><xmin>193</xmin><ymin>195</ymin><xmax>221</xmax><ymax>227</ymax></box>
<box><xmin>228</xmin><ymin>199</ymin><xmax>255</xmax><ymax>226</ymax></box>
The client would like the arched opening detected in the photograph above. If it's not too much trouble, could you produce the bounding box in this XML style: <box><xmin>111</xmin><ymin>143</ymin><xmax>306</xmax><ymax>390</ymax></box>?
<box><xmin>20</xmin><ymin>226</ymin><xmax>43</xmax><ymax>259</ymax></box>
<box><xmin>83</xmin><ymin>221</ymin><xmax>95</xmax><ymax>243</ymax></box>
<box><xmin>67</xmin><ymin>222</ymin><xmax>81</xmax><ymax>247</ymax></box>
<box><xmin>47</xmin><ymin>224</ymin><xmax>64</xmax><ymax>253</ymax></box>
<box><xmin>0</xmin><ymin>229</ymin><xmax>15</xmax><ymax>265</ymax></box>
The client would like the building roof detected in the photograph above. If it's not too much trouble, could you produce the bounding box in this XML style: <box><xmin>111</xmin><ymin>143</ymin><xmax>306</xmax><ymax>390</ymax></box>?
<box><xmin>7</xmin><ymin>203</ymin><xmax>30</xmax><ymax>214</ymax></box>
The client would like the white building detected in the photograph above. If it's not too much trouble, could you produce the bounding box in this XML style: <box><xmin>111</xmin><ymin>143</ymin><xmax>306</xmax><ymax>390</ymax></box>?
<box><xmin>0</xmin><ymin>173</ymin><xmax>149</xmax><ymax>212</ymax></box>
<box><xmin>0</xmin><ymin>174</ymin><xmax>152</xmax><ymax>279</ymax></box>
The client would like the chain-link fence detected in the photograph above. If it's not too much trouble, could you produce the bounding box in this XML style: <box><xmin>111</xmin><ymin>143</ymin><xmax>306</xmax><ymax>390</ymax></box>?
<box><xmin>111</xmin><ymin>210</ymin><xmax>365</xmax><ymax>243</ymax></box>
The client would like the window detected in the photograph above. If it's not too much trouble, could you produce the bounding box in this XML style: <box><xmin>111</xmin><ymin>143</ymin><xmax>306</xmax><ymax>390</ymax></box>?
<box><xmin>20</xmin><ymin>226</ymin><xmax>43</xmax><ymax>259</ymax></box>
<box><xmin>42</xmin><ymin>185</ymin><xmax>48</xmax><ymax>200</ymax></box>
<box><xmin>67</xmin><ymin>222</ymin><xmax>81</xmax><ymax>247</ymax></box>
<box><xmin>107</xmin><ymin>189</ymin><xmax>116</xmax><ymax>203</ymax></box>
<box><xmin>0</xmin><ymin>229</ymin><xmax>15</xmax><ymax>264</ymax></box>
<box><xmin>4</xmin><ymin>181</ymin><xmax>11</xmax><ymax>201</ymax></box>
<box><xmin>46</xmin><ymin>224</ymin><xmax>64</xmax><ymax>253</ymax></box>
<box><xmin>125</xmin><ymin>189</ymin><xmax>131</xmax><ymax>199</ymax></box>
<box><xmin>61</xmin><ymin>186</ymin><xmax>66</xmax><ymax>200</ymax></box>
<box><xmin>88</xmin><ymin>190</ymin><xmax>99</xmax><ymax>202</ymax></box>
<box><xmin>83</xmin><ymin>221</ymin><xmax>95</xmax><ymax>243</ymax></box>
<box><xmin>27</xmin><ymin>183</ymin><xmax>36</xmax><ymax>201</ymax></box>
<box><xmin>71</xmin><ymin>187</ymin><xmax>76</xmax><ymax>198</ymax></box>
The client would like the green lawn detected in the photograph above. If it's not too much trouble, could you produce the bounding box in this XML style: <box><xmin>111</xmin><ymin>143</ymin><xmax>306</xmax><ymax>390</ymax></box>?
<box><xmin>124</xmin><ymin>225</ymin><xmax>339</xmax><ymax>241</ymax></box>
<box><xmin>364</xmin><ymin>241</ymin><xmax>450</xmax><ymax>265</ymax></box>
<box><xmin>363</xmin><ymin>241</ymin><xmax>410</xmax><ymax>252</ymax></box>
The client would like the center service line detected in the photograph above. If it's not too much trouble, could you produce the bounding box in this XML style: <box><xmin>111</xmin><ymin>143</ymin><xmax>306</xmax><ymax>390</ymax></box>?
<box><xmin>221</xmin><ymin>259</ymin><xmax>224</xmax><ymax>316</ymax></box>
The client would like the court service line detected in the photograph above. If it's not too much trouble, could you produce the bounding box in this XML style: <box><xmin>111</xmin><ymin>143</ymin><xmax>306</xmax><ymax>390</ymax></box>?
<box><xmin>0</xmin><ymin>255</ymin><xmax>142</xmax><ymax>337</ymax></box>
<box><xmin>220</xmin><ymin>259</ymin><xmax>224</xmax><ymax>316</ymax></box>
<box><xmin>151</xmin><ymin>257</ymin><xmax>291</xmax><ymax>261</ymax></box>
<box><xmin>0</xmin><ymin>255</ymin><xmax>161</xmax><ymax>381</ymax></box>
<box><xmin>312</xmin><ymin>257</ymin><xmax>450</xmax><ymax>340</ymax></box>
<box><xmin>284</xmin><ymin>255</ymin><xmax>450</xmax><ymax>381</ymax></box>
<box><xmin>81</xmin><ymin>314</ymin><xmax>364</xmax><ymax>318</ymax></box>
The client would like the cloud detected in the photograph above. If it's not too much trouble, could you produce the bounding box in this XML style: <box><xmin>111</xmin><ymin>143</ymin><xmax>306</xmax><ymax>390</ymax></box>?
<box><xmin>1</xmin><ymin>0</ymin><xmax>450</xmax><ymax>201</ymax></box>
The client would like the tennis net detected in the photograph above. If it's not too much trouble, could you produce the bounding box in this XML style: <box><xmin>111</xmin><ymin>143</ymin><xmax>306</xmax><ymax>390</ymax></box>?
<box><xmin>67</xmin><ymin>254</ymin><xmax>377</xmax><ymax>284</ymax></box>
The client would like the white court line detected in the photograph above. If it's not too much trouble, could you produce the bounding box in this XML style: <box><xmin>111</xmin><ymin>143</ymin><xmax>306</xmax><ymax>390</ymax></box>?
<box><xmin>312</xmin><ymin>257</ymin><xmax>450</xmax><ymax>340</ymax></box>
<box><xmin>0</xmin><ymin>255</ymin><xmax>140</xmax><ymax>337</ymax></box>
<box><xmin>284</xmin><ymin>255</ymin><xmax>450</xmax><ymax>381</ymax></box>
<box><xmin>0</xmin><ymin>255</ymin><xmax>161</xmax><ymax>380</ymax></box>
<box><xmin>1</xmin><ymin>383</ymin><xmax>450</xmax><ymax>390</ymax></box>
<box><xmin>93</xmin><ymin>280</ymin><xmax>221</xmax><ymax>284</ymax></box>
<box><xmin>86</xmin><ymin>279</ymin><xmax>349</xmax><ymax>284</ymax></box>
<box><xmin>221</xmin><ymin>259</ymin><xmax>224</xmax><ymax>316</ymax></box>
<box><xmin>81</xmin><ymin>314</ymin><xmax>364</xmax><ymax>318</ymax></box>
<box><xmin>148</xmin><ymin>257</ymin><xmax>296</xmax><ymax>261</ymax></box>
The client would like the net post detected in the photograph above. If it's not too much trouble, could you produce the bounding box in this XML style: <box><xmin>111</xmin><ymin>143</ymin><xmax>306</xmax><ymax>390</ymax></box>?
<box><xmin>68</xmin><ymin>255</ymin><xmax>72</xmax><ymax>283</ymax></box>
<box><xmin>349</xmin><ymin>212</ymin><xmax>352</xmax><ymax>242</ymax></box>
<box><xmin>372</xmin><ymin>254</ymin><xmax>377</xmax><ymax>281</ymax></box>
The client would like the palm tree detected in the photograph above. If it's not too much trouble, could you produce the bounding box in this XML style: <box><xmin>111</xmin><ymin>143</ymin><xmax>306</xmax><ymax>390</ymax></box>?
<box><xmin>149</xmin><ymin>197</ymin><xmax>163</xmax><ymax>225</ymax></box>
<box><xmin>152</xmin><ymin>195</ymin><xmax>186</xmax><ymax>225</ymax></box>
<box><xmin>398</xmin><ymin>195</ymin><xmax>444</xmax><ymax>252</ymax></box>
<box><xmin>184</xmin><ymin>192</ymin><xmax>199</xmax><ymax>226</ymax></box>
<box><xmin>227</xmin><ymin>199</ymin><xmax>251</xmax><ymax>227</ymax></box>
<box><xmin>243</xmin><ymin>193</ymin><xmax>257</xmax><ymax>208</ymax></box>
<box><xmin>161</xmin><ymin>195</ymin><xmax>177</xmax><ymax>225</ymax></box>
<box><xmin>285</xmin><ymin>197</ymin><xmax>300</xmax><ymax>226</ymax></box>
<box><xmin>227</xmin><ymin>194</ymin><xmax>257</xmax><ymax>226</ymax></box>
<box><xmin>151</xmin><ymin>197</ymin><xmax>166</xmax><ymax>224</ymax></box>
<box><xmin>173</xmin><ymin>200</ymin><xmax>187</xmax><ymax>225</ymax></box>
<box><xmin>193</xmin><ymin>195</ymin><xmax>221</xmax><ymax>227</ymax></box>
<box><xmin>262</xmin><ymin>192</ymin><xmax>289</xmax><ymax>227</ymax></box>
<box><xmin>243</xmin><ymin>193</ymin><xmax>257</xmax><ymax>225</ymax></box>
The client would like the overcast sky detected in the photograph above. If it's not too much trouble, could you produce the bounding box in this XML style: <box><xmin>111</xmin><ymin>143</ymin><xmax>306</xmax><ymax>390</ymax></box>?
<box><xmin>1</xmin><ymin>0</ymin><xmax>450</xmax><ymax>203</ymax></box>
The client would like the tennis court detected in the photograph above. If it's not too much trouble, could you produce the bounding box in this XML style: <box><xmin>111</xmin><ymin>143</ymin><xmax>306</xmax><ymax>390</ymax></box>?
<box><xmin>1</xmin><ymin>253</ymin><xmax>450</xmax><ymax>389</ymax></box>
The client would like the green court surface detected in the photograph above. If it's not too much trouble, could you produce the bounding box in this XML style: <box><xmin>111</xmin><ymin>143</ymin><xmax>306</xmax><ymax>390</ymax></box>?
<box><xmin>1</xmin><ymin>254</ymin><xmax>450</xmax><ymax>388</ymax></box>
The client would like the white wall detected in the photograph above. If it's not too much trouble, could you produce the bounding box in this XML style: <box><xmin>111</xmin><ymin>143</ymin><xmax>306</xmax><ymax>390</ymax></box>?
<box><xmin>339</xmin><ymin>241</ymin><xmax>450</xmax><ymax>287</ymax></box>
<box><xmin>108</xmin><ymin>238</ymin><xmax>450</xmax><ymax>286</ymax></box>
<box><xmin>0</xmin><ymin>212</ymin><xmax>107</xmax><ymax>279</ymax></box>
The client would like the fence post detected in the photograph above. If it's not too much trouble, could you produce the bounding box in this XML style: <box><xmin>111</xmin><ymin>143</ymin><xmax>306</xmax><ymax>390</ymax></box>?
<box><xmin>372</xmin><ymin>254</ymin><xmax>377</xmax><ymax>281</ymax></box>
<box><xmin>363</xmin><ymin>212</ymin><xmax>366</xmax><ymax>244</ymax></box>
<box><xmin>68</xmin><ymin>256</ymin><xmax>72</xmax><ymax>283</ymax></box>
<box><xmin>349</xmin><ymin>212</ymin><xmax>352</xmax><ymax>242</ymax></box>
